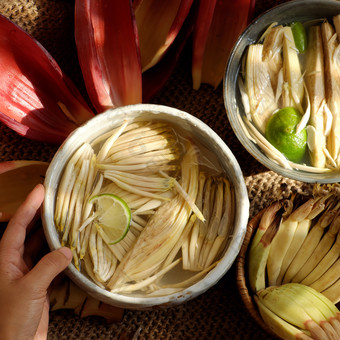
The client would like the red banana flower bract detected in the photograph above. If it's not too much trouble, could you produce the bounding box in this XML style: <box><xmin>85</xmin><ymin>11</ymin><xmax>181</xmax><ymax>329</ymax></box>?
<box><xmin>134</xmin><ymin>0</ymin><xmax>194</xmax><ymax>72</ymax></box>
<box><xmin>192</xmin><ymin>0</ymin><xmax>256</xmax><ymax>90</ymax></box>
<box><xmin>75</xmin><ymin>0</ymin><xmax>142</xmax><ymax>113</ymax></box>
<box><xmin>142</xmin><ymin>0</ymin><xmax>198</xmax><ymax>102</ymax></box>
<box><xmin>0</xmin><ymin>14</ymin><xmax>94</xmax><ymax>144</ymax></box>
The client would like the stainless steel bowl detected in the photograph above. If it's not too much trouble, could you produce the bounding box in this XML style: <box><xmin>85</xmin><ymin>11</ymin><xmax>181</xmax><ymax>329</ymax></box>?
<box><xmin>224</xmin><ymin>0</ymin><xmax>340</xmax><ymax>183</ymax></box>
<box><xmin>42</xmin><ymin>103</ymin><xmax>249</xmax><ymax>309</ymax></box>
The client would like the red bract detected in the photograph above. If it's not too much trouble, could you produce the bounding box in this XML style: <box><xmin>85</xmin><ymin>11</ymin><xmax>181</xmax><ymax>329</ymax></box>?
<box><xmin>134</xmin><ymin>0</ymin><xmax>193</xmax><ymax>72</ymax></box>
<box><xmin>75</xmin><ymin>0</ymin><xmax>142</xmax><ymax>113</ymax></box>
<box><xmin>142</xmin><ymin>0</ymin><xmax>198</xmax><ymax>102</ymax></box>
<box><xmin>0</xmin><ymin>14</ymin><xmax>94</xmax><ymax>144</ymax></box>
<box><xmin>192</xmin><ymin>0</ymin><xmax>256</xmax><ymax>90</ymax></box>
<box><xmin>0</xmin><ymin>1</ymin><xmax>256</xmax><ymax>144</ymax></box>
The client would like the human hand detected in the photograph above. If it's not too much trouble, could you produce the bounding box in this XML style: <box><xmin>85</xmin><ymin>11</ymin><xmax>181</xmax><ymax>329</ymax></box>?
<box><xmin>0</xmin><ymin>184</ymin><xmax>72</xmax><ymax>340</ymax></box>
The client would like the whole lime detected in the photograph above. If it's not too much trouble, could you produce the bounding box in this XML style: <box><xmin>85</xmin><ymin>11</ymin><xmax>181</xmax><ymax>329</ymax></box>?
<box><xmin>265</xmin><ymin>107</ymin><xmax>307</xmax><ymax>163</ymax></box>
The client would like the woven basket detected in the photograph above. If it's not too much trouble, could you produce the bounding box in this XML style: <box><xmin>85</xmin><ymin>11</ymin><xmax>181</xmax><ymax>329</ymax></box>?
<box><xmin>236</xmin><ymin>208</ymin><xmax>278</xmax><ymax>338</ymax></box>
<box><xmin>236</xmin><ymin>199</ymin><xmax>340</xmax><ymax>339</ymax></box>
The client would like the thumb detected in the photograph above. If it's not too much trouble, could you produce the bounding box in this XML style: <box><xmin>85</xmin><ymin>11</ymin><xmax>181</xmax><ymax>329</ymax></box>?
<box><xmin>25</xmin><ymin>247</ymin><xmax>72</xmax><ymax>291</ymax></box>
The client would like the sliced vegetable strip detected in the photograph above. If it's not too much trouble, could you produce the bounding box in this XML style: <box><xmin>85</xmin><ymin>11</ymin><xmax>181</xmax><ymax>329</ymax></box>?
<box><xmin>322</xmin><ymin>21</ymin><xmax>340</xmax><ymax>166</ymax></box>
<box><xmin>304</xmin><ymin>25</ymin><xmax>326</xmax><ymax>168</ymax></box>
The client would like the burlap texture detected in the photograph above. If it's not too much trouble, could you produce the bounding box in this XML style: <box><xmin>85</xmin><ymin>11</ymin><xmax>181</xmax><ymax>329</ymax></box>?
<box><xmin>0</xmin><ymin>0</ymin><xmax>313</xmax><ymax>339</ymax></box>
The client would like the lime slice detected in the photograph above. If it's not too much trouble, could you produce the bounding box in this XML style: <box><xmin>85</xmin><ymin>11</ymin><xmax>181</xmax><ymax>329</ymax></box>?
<box><xmin>265</xmin><ymin>107</ymin><xmax>307</xmax><ymax>163</ymax></box>
<box><xmin>90</xmin><ymin>193</ymin><xmax>131</xmax><ymax>244</ymax></box>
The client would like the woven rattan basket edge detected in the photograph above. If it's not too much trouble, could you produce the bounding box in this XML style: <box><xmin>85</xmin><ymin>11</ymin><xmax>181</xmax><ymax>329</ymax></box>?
<box><xmin>236</xmin><ymin>208</ymin><xmax>279</xmax><ymax>339</ymax></box>
<box><xmin>236</xmin><ymin>196</ymin><xmax>340</xmax><ymax>339</ymax></box>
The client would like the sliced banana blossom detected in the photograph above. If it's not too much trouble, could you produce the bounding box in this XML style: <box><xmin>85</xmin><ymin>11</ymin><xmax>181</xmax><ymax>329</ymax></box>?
<box><xmin>282</xmin><ymin>26</ymin><xmax>304</xmax><ymax>113</ymax></box>
<box><xmin>192</xmin><ymin>0</ymin><xmax>255</xmax><ymax>90</ymax></box>
<box><xmin>262</xmin><ymin>25</ymin><xmax>284</xmax><ymax>94</ymax></box>
<box><xmin>304</xmin><ymin>25</ymin><xmax>326</xmax><ymax>168</ymax></box>
<box><xmin>0</xmin><ymin>15</ymin><xmax>94</xmax><ymax>144</ymax></box>
<box><xmin>255</xmin><ymin>283</ymin><xmax>340</xmax><ymax>340</ymax></box>
<box><xmin>322</xmin><ymin>20</ymin><xmax>340</xmax><ymax>164</ymax></box>
<box><xmin>245</xmin><ymin>44</ymin><xmax>278</xmax><ymax>133</ymax></box>
<box><xmin>75</xmin><ymin>0</ymin><xmax>142</xmax><ymax>113</ymax></box>
<box><xmin>0</xmin><ymin>161</ymin><xmax>49</xmax><ymax>221</ymax></box>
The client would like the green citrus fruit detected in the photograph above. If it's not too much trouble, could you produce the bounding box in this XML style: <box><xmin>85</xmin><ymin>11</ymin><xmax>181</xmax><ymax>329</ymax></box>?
<box><xmin>90</xmin><ymin>193</ymin><xmax>131</xmax><ymax>244</ymax></box>
<box><xmin>265</xmin><ymin>107</ymin><xmax>307</xmax><ymax>163</ymax></box>
<box><xmin>291</xmin><ymin>21</ymin><xmax>307</xmax><ymax>53</ymax></box>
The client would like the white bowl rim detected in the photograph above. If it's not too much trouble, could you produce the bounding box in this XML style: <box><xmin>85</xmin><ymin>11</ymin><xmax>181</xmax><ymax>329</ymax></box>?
<box><xmin>42</xmin><ymin>103</ymin><xmax>250</xmax><ymax>309</ymax></box>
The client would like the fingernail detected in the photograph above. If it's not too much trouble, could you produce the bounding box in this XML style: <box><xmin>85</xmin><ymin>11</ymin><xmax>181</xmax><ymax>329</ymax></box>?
<box><xmin>59</xmin><ymin>246</ymin><xmax>73</xmax><ymax>261</ymax></box>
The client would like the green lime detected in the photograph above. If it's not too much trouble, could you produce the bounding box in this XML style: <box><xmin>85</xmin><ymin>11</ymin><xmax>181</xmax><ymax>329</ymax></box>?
<box><xmin>90</xmin><ymin>193</ymin><xmax>131</xmax><ymax>244</ymax></box>
<box><xmin>265</xmin><ymin>107</ymin><xmax>307</xmax><ymax>163</ymax></box>
<box><xmin>291</xmin><ymin>21</ymin><xmax>307</xmax><ymax>53</ymax></box>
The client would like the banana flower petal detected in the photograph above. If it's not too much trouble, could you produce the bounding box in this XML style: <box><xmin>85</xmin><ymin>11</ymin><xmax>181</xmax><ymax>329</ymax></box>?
<box><xmin>0</xmin><ymin>14</ymin><xmax>94</xmax><ymax>144</ymax></box>
<box><xmin>0</xmin><ymin>161</ymin><xmax>49</xmax><ymax>222</ymax></box>
<box><xmin>134</xmin><ymin>0</ymin><xmax>194</xmax><ymax>72</ymax></box>
<box><xmin>75</xmin><ymin>0</ymin><xmax>142</xmax><ymax>113</ymax></box>
<box><xmin>142</xmin><ymin>1</ymin><xmax>197</xmax><ymax>102</ymax></box>
<box><xmin>192</xmin><ymin>0</ymin><xmax>255</xmax><ymax>90</ymax></box>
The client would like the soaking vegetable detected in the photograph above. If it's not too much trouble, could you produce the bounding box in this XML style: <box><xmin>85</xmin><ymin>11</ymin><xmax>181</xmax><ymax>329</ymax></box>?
<box><xmin>55</xmin><ymin>119</ymin><xmax>234</xmax><ymax>295</ymax></box>
<box><xmin>239</xmin><ymin>14</ymin><xmax>340</xmax><ymax>172</ymax></box>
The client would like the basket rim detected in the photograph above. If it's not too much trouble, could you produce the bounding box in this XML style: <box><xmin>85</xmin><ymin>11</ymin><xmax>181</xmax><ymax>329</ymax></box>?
<box><xmin>237</xmin><ymin>198</ymin><xmax>340</xmax><ymax>339</ymax></box>
<box><xmin>236</xmin><ymin>208</ymin><xmax>278</xmax><ymax>338</ymax></box>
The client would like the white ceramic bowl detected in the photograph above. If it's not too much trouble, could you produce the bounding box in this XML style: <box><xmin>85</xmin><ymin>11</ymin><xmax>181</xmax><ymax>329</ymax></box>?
<box><xmin>42</xmin><ymin>104</ymin><xmax>249</xmax><ymax>310</ymax></box>
<box><xmin>224</xmin><ymin>0</ymin><xmax>340</xmax><ymax>183</ymax></box>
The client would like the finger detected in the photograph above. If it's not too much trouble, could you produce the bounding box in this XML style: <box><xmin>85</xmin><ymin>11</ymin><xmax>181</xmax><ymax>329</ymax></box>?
<box><xmin>0</xmin><ymin>184</ymin><xmax>44</xmax><ymax>255</ymax></box>
<box><xmin>24</xmin><ymin>247</ymin><xmax>72</xmax><ymax>291</ymax></box>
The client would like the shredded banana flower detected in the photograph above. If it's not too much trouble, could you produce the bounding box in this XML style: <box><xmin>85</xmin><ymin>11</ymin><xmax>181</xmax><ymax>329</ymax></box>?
<box><xmin>107</xmin><ymin>141</ymin><xmax>200</xmax><ymax>291</ymax></box>
<box><xmin>238</xmin><ymin>17</ymin><xmax>340</xmax><ymax>172</ymax></box>
<box><xmin>184</xmin><ymin>174</ymin><xmax>234</xmax><ymax>271</ymax></box>
<box><xmin>55</xmin><ymin>119</ymin><xmax>234</xmax><ymax>296</ymax></box>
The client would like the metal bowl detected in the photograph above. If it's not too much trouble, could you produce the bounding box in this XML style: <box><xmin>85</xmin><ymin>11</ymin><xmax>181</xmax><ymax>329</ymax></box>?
<box><xmin>42</xmin><ymin>103</ymin><xmax>249</xmax><ymax>309</ymax></box>
<box><xmin>224</xmin><ymin>0</ymin><xmax>340</xmax><ymax>183</ymax></box>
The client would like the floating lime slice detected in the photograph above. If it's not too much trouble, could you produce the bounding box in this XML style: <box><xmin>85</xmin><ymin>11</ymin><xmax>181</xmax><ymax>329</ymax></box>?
<box><xmin>90</xmin><ymin>193</ymin><xmax>131</xmax><ymax>244</ymax></box>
